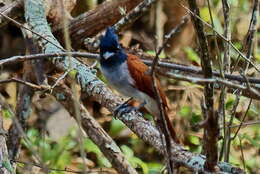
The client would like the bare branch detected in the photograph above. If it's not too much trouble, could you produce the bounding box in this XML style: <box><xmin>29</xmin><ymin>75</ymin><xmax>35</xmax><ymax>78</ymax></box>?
<box><xmin>0</xmin><ymin>78</ymin><xmax>49</xmax><ymax>90</ymax></box>
<box><xmin>2</xmin><ymin>52</ymin><xmax>260</xmax><ymax>84</ymax></box>
<box><xmin>181</xmin><ymin>3</ymin><xmax>260</xmax><ymax>73</ymax></box>
<box><xmin>163</xmin><ymin>72</ymin><xmax>260</xmax><ymax>99</ymax></box>
<box><xmin>113</xmin><ymin>0</ymin><xmax>157</xmax><ymax>31</ymax></box>
<box><xmin>51</xmin><ymin>82</ymin><xmax>138</xmax><ymax>174</ymax></box>
<box><xmin>188</xmin><ymin>0</ymin><xmax>218</xmax><ymax>171</ymax></box>
<box><xmin>149</xmin><ymin>15</ymin><xmax>189</xmax><ymax>173</ymax></box>
<box><xmin>55</xmin><ymin>0</ymin><xmax>143</xmax><ymax>49</ymax></box>
<box><xmin>1</xmin><ymin>51</ymin><xmax>259</xmax><ymax>100</ymax></box>
<box><xmin>0</xmin><ymin>0</ymin><xmax>23</xmax><ymax>27</ymax></box>
<box><xmin>222</xmin><ymin>0</ymin><xmax>231</xmax><ymax>73</ymax></box>
<box><xmin>0</xmin><ymin>10</ymin><xmax>65</xmax><ymax>51</ymax></box>
<box><xmin>84</xmin><ymin>0</ymin><xmax>158</xmax><ymax>50</ymax></box>
<box><xmin>232</xmin><ymin>99</ymin><xmax>253</xmax><ymax>140</ymax></box>
<box><xmin>243</xmin><ymin>0</ymin><xmax>259</xmax><ymax>71</ymax></box>
<box><xmin>0</xmin><ymin>52</ymin><xmax>99</xmax><ymax>66</ymax></box>
<box><xmin>218</xmin><ymin>0</ymin><xmax>231</xmax><ymax>161</ymax></box>
<box><xmin>223</xmin><ymin>0</ymin><xmax>259</xmax><ymax>162</ymax></box>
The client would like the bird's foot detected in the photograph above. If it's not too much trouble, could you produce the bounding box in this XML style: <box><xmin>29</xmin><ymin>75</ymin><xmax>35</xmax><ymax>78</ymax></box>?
<box><xmin>114</xmin><ymin>98</ymin><xmax>137</xmax><ymax>118</ymax></box>
<box><xmin>114</xmin><ymin>104</ymin><xmax>137</xmax><ymax>118</ymax></box>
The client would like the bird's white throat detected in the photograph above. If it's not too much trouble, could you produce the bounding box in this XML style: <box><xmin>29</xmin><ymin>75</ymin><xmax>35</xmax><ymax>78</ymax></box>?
<box><xmin>103</xmin><ymin>51</ymin><xmax>115</xmax><ymax>59</ymax></box>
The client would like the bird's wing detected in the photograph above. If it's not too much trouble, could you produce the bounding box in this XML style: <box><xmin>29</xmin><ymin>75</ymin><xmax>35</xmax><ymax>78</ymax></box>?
<box><xmin>126</xmin><ymin>54</ymin><xmax>168</xmax><ymax>108</ymax></box>
<box><xmin>127</xmin><ymin>54</ymin><xmax>180</xmax><ymax>143</ymax></box>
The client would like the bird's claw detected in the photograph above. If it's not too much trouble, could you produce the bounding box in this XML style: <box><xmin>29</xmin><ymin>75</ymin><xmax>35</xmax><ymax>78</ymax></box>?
<box><xmin>114</xmin><ymin>103</ymin><xmax>137</xmax><ymax>118</ymax></box>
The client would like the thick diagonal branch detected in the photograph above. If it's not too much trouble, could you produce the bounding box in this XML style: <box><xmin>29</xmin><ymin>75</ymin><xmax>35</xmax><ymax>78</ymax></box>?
<box><xmin>51</xmin><ymin>82</ymin><xmax>138</xmax><ymax>174</ymax></box>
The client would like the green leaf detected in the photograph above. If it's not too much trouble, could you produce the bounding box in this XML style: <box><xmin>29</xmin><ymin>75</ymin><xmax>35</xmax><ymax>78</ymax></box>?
<box><xmin>2</xmin><ymin>109</ymin><xmax>12</xmax><ymax>118</ymax></box>
<box><xmin>183</xmin><ymin>47</ymin><xmax>200</xmax><ymax>64</ymax></box>
<box><xmin>121</xmin><ymin>145</ymin><xmax>134</xmax><ymax>158</ymax></box>
<box><xmin>238</xmin><ymin>0</ymin><xmax>250</xmax><ymax>12</ymax></box>
<box><xmin>109</xmin><ymin>118</ymin><xmax>125</xmax><ymax>137</ymax></box>
<box><xmin>224</xmin><ymin>114</ymin><xmax>241</xmax><ymax>125</ymax></box>
<box><xmin>2</xmin><ymin>160</ymin><xmax>15</xmax><ymax>173</ymax></box>
<box><xmin>130</xmin><ymin>157</ymin><xmax>149</xmax><ymax>174</ymax></box>
<box><xmin>191</xmin><ymin>112</ymin><xmax>201</xmax><ymax>124</ymax></box>
<box><xmin>55</xmin><ymin>151</ymin><xmax>71</xmax><ymax>168</ymax></box>
<box><xmin>121</xmin><ymin>145</ymin><xmax>148</xmax><ymax>174</ymax></box>
<box><xmin>84</xmin><ymin>138</ymin><xmax>101</xmax><ymax>155</ymax></box>
<box><xmin>233</xmin><ymin>42</ymin><xmax>242</xmax><ymax>50</ymax></box>
<box><xmin>241</xmin><ymin>134</ymin><xmax>260</xmax><ymax>148</ymax></box>
<box><xmin>189</xmin><ymin>135</ymin><xmax>200</xmax><ymax>145</ymax></box>
<box><xmin>255</xmin><ymin>53</ymin><xmax>260</xmax><ymax>62</ymax></box>
<box><xmin>98</xmin><ymin>156</ymin><xmax>111</xmax><ymax>167</ymax></box>
<box><xmin>68</xmin><ymin>69</ymin><xmax>77</xmax><ymax>79</ymax></box>
<box><xmin>212</xmin><ymin>15</ymin><xmax>223</xmax><ymax>34</ymax></box>
<box><xmin>200</xmin><ymin>7</ymin><xmax>211</xmax><ymax>23</ymax></box>
<box><xmin>25</xmin><ymin>128</ymin><xmax>40</xmax><ymax>146</ymax></box>
<box><xmin>199</xmin><ymin>7</ymin><xmax>223</xmax><ymax>33</ymax></box>
<box><xmin>179</xmin><ymin>106</ymin><xmax>191</xmax><ymax>117</ymax></box>
<box><xmin>147</xmin><ymin>162</ymin><xmax>163</xmax><ymax>174</ymax></box>
<box><xmin>225</xmin><ymin>96</ymin><xmax>235</xmax><ymax>110</ymax></box>
<box><xmin>84</xmin><ymin>138</ymin><xmax>111</xmax><ymax>167</ymax></box>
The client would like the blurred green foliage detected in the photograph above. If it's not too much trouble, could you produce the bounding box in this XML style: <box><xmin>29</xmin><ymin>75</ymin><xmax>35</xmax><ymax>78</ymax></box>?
<box><xmin>146</xmin><ymin>50</ymin><xmax>166</xmax><ymax>59</ymax></box>
<box><xmin>183</xmin><ymin>47</ymin><xmax>200</xmax><ymax>65</ymax></box>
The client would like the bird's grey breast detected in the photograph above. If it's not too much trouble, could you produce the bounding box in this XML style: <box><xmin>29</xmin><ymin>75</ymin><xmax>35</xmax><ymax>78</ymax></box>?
<box><xmin>101</xmin><ymin>62</ymin><xmax>136</xmax><ymax>96</ymax></box>
<box><xmin>101</xmin><ymin>61</ymin><xmax>159</xmax><ymax>116</ymax></box>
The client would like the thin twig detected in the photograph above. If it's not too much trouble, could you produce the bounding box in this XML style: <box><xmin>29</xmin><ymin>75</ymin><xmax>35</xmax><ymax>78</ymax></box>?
<box><xmin>149</xmin><ymin>15</ymin><xmax>189</xmax><ymax>174</ymax></box>
<box><xmin>1</xmin><ymin>52</ymin><xmax>260</xmax><ymax>84</ymax></box>
<box><xmin>84</xmin><ymin>0</ymin><xmax>158</xmax><ymax>50</ymax></box>
<box><xmin>243</xmin><ymin>0</ymin><xmax>259</xmax><ymax>73</ymax></box>
<box><xmin>50</xmin><ymin>69</ymin><xmax>71</xmax><ymax>92</ymax></box>
<box><xmin>223</xmin><ymin>0</ymin><xmax>259</xmax><ymax>163</ymax></box>
<box><xmin>224</xmin><ymin>94</ymin><xmax>240</xmax><ymax>162</ymax></box>
<box><xmin>232</xmin><ymin>99</ymin><xmax>252</xmax><ymax>140</ymax></box>
<box><xmin>180</xmin><ymin>3</ymin><xmax>260</xmax><ymax>73</ymax></box>
<box><xmin>207</xmin><ymin>0</ymin><xmax>223</xmax><ymax>77</ymax></box>
<box><xmin>12</xmin><ymin>160</ymin><xmax>112</xmax><ymax>174</ymax></box>
<box><xmin>0</xmin><ymin>0</ymin><xmax>23</xmax><ymax>27</ymax></box>
<box><xmin>60</xmin><ymin>0</ymin><xmax>88</xmax><ymax>171</ymax></box>
<box><xmin>143</xmin><ymin>59</ymin><xmax>260</xmax><ymax>84</ymax></box>
<box><xmin>0</xmin><ymin>52</ymin><xmax>99</xmax><ymax>66</ymax></box>
<box><xmin>150</xmin><ymin>16</ymin><xmax>189</xmax><ymax>75</ymax></box>
<box><xmin>219</xmin><ymin>0</ymin><xmax>231</xmax><ymax>161</ymax></box>
<box><xmin>113</xmin><ymin>0</ymin><xmax>158</xmax><ymax>31</ymax></box>
<box><xmin>0</xmin><ymin>78</ymin><xmax>49</xmax><ymax>90</ymax></box>
<box><xmin>228</xmin><ymin>120</ymin><xmax>260</xmax><ymax>128</ymax></box>
<box><xmin>164</xmin><ymin>72</ymin><xmax>260</xmax><ymax>98</ymax></box>
<box><xmin>221</xmin><ymin>0</ymin><xmax>231</xmax><ymax>73</ymax></box>
<box><xmin>0</xmin><ymin>11</ymin><xmax>65</xmax><ymax>51</ymax></box>
<box><xmin>238</xmin><ymin>138</ymin><xmax>246</xmax><ymax>171</ymax></box>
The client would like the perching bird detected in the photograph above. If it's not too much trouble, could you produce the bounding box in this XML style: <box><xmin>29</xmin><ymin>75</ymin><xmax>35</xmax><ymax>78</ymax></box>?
<box><xmin>99</xmin><ymin>27</ymin><xmax>178</xmax><ymax>143</ymax></box>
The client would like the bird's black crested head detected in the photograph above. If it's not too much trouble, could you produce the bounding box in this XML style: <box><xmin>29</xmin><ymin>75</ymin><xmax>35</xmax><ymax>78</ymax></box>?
<box><xmin>99</xmin><ymin>27</ymin><xmax>127</xmax><ymax>66</ymax></box>
<box><xmin>100</xmin><ymin>27</ymin><xmax>120</xmax><ymax>54</ymax></box>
